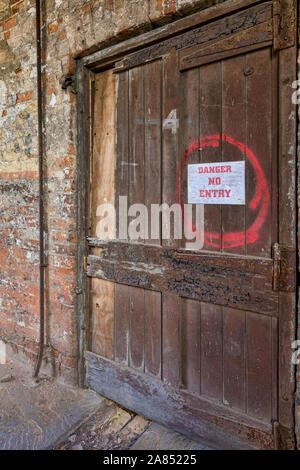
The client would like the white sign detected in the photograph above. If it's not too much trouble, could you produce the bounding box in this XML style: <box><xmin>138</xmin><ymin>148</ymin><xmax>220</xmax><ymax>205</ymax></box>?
<box><xmin>188</xmin><ymin>161</ymin><xmax>245</xmax><ymax>205</ymax></box>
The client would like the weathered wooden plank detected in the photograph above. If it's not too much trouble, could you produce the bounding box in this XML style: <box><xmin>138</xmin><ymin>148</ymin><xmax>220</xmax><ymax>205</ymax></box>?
<box><xmin>180</xmin><ymin>67</ymin><xmax>201</xmax><ymax>395</ymax></box>
<box><xmin>145</xmin><ymin>290</ymin><xmax>162</xmax><ymax>379</ymax></box>
<box><xmin>82</xmin><ymin>0</ymin><xmax>269</xmax><ymax>70</ymax></box>
<box><xmin>161</xmin><ymin>49</ymin><xmax>182</xmax><ymax>387</ymax></box>
<box><xmin>277</xmin><ymin>40</ymin><xmax>297</xmax><ymax>449</ymax></box>
<box><xmin>114</xmin><ymin>3</ymin><xmax>273</xmax><ymax>72</ymax></box>
<box><xmin>181</xmin><ymin>299</ymin><xmax>201</xmax><ymax>395</ymax></box>
<box><xmin>179</xmin><ymin>22</ymin><xmax>273</xmax><ymax>71</ymax></box>
<box><xmin>246</xmin><ymin>312</ymin><xmax>273</xmax><ymax>422</ymax></box>
<box><xmin>114</xmin><ymin>284</ymin><xmax>130</xmax><ymax>365</ymax></box>
<box><xmin>114</xmin><ymin>70</ymin><xmax>130</xmax><ymax>366</ymax></box>
<box><xmin>90</xmin><ymin>279</ymin><xmax>114</xmax><ymax>360</ymax></box>
<box><xmin>90</xmin><ymin>70</ymin><xmax>115</xmax><ymax>359</ymax></box>
<box><xmin>199</xmin><ymin>61</ymin><xmax>222</xmax><ymax>252</ymax></box>
<box><xmin>144</xmin><ymin>60</ymin><xmax>162</xmax><ymax>246</ymax></box>
<box><xmin>128</xmin><ymin>66</ymin><xmax>145</xmax><ymax>371</ymax></box>
<box><xmin>223</xmin><ymin>307</ymin><xmax>246</xmax><ymax>412</ymax></box>
<box><xmin>200</xmin><ymin>303</ymin><xmax>223</xmax><ymax>401</ymax></box>
<box><xmin>162</xmin><ymin>293</ymin><xmax>181</xmax><ymax>387</ymax></box>
<box><xmin>143</xmin><ymin>60</ymin><xmax>163</xmax><ymax>379</ymax></box>
<box><xmin>180</xmin><ymin>66</ymin><xmax>200</xmax><ymax>248</ymax></box>
<box><xmin>162</xmin><ymin>50</ymin><xmax>180</xmax><ymax>249</ymax></box>
<box><xmin>129</xmin><ymin>286</ymin><xmax>145</xmax><ymax>371</ymax></box>
<box><xmin>221</xmin><ymin>55</ymin><xmax>246</xmax><ymax>255</ymax></box>
<box><xmin>87</xmin><ymin>240</ymin><xmax>278</xmax><ymax>316</ymax></box>
<box><xmin>273</xmin><ymin>0</ymin><xmax>296</xmax><ymax>51</ymax></box>
<box><xmin>76</xmin><ymin>60</ymin><xmax>91</xmax><ymax>387</ymax></box>
<box><xmin>86</xmin><ymin>351</ymin><xmax>274</xmax><ymax>449</ymax></box>
<box><xmin>91</xmin><ymin>70</ymin><xmax>115</xmax><ymax>238</ymax></box>
<box><xmin>245</xmin><ymin>48</ymin><xmax>272</xmax><ymax>258</ymax></box>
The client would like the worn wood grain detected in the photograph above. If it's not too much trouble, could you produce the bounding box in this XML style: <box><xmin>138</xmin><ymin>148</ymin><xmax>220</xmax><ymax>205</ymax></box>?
<box><xmin>86</xmin><ymin>351</ymin><xmax>274</xmax><ymax>449</ymax></box>
<box><xmin>144</xmin><ymin>60</ymin><xmax>163</xmax><ymax>379</ymax></box>
<box><xmin>85</xmin><ymin>0</ymin><xmax>297</xmax><ymax>450</ymax></box>
<box><xmin>114</xmin><ymin>70</ymin><xmax>130</xmax><ymax>366</ymax></box>
<box><xmin>82</xmin><ymin>0</ymin><xmax>267</xmax><ymax>70</ymax></box>
<box><xmin>277</xmin><ymin>40</ymin><xmax>297</xmax><ymax>449</ymax></box>
<box><xmin>90</xmin><ymin>70</ymin><xmax>115</xmax><ymax>359</ymax></box>
<box><xmin>221</xmin><ymin>55</ymin><xmax>246</xmax><ymax>255</ymax></box>
<box><xmin>87</xmin><ymin>240</ymin><xmax>278</xmax><ymax>316</ymax></box>
<box><xmin>128</xmin><ymin>65</ymin><xmax>145</xmax><ymax>372</ymax></box>
<box><xmin>114</xmin><ymin>3</ymin><xmax>273</xmax><ymax>72</ymax></box>
<box><xmin>179</xmin><ymin>22</ymin><xmax>273</xmax><ymax>71</ymax></box>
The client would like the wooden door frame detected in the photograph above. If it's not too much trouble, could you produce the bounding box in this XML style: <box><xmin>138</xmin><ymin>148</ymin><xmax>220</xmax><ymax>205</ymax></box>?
<box><xmin>75</xmin><ymin>0</ymin><xmax>298</xmax><ymax>448</ymax></box>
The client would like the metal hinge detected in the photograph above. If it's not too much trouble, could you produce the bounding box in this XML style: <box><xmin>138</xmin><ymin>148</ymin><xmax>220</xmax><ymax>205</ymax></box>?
<box><xmin>272</xmin><ymin>243</ymin><xmax>296</xmax><ymax>292</ymax></box>
<box><xmin>273</xmin><ymin>0</ymin><xmax>296</xmax><ymax>51</ymax></box>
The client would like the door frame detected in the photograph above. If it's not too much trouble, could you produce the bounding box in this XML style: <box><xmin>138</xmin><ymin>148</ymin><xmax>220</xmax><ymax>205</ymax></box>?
<box><xmin>75</xmin><ymin>0</ymin><xmax>298</xmax><ymax>448</ymax></box>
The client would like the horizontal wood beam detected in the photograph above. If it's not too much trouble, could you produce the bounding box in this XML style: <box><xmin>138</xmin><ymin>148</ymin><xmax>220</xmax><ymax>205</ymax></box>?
<box><xmin>114</xmin><ymin>2</ymin><xmax>273</xmax><ymax>72</ymax></box>
<box><xmin>81</xmin><ymin>0</ymin><xmax>268</xmax><ymax>71</ymax></box>
<box><xmin>86</xmin><ymin>351</ymin><xmax>274</xmax><ymax>449</ymax></box>
<box><xmin>87</xmin><ymin>239</ymin><xmax>278</xmax><ymax>315</ymax></box>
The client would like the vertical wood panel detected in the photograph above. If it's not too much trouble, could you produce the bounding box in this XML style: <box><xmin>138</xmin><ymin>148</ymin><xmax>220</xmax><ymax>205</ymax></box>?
<box><xmin>201</xmin><ymin>303</ymin><xmax>223</xmax><ymax>401</ymax></box>
<box><xmin>90</xmin><ymin>278</ymin><xmax>114</xmax><ymax>359</ymax></box>
<box><xmin>90</xmin><ymin>70</ymin><xmax>115</xmax><ymax>359</ymax></box>
<box><xmin>128</xmin><ymin>66</ymin><xmax>145</xmax><ymax>371</ymax></box>
<box><xmin>144</xmin><ymin>60</ymin><xmax>162</xmax><ymax>245</ymax></box>
<box><xmin>245</xmin><ymin>48</ymin><xmax>272</xmax><ymax>258</ymax></box>
<box><xmin>223</xmin><ymin>307</ymin><xmax>246</xmax><ymax>412</ymax></box>
<box><xmin>114</xmin><ymin>284</ymin><xmax>130</xmax><ymax>364</ymax></box>
<box><xmin>115</xmin><ymin>71</ymin><xmax>130</xmax><ymax>365</ymax></box>
<box><xmin>162</xmin><ymin>51</ymin><xmax>181</xmax><ymax>386</ymax></box>
<box><xmin>180</xmin><ymin>68</ymin><xmax>201</xmax><ymax>394</ymax></box>
<box><xmin>145</xmin><ymin>291</ymin><xmax>162</xmax><ymax>378</ymax></box>
<box><xmin>91</xmin><ymin>70</ymin><xmax>115</xmax><ymax>238</ymax></box>
<box><xmin>199</xmin><ymin>62</ymin><xmax>222</xmax><ymax>251</ymax></box>
<box><xmin>221</xmin><ymin>56</ymin><xmax>246</xmax><ymax>255</ymax></box>
<box><xmin>181</xmin><ymin>299</ymin><xmax>201</xmax><ymax>394</ymax></box>
<box><xmin>129</xmin><ymin>286</ymin><xmax>145</xmax><ymax>370</ymax></box>
<box><xmin>246</xmin><ymin>312</ymin><xmax>272</xmax><ymax>422</ymax></box>
<box><xmin>162</xmin><ymin>292</ymin><xmax>181</xmax><ymax>387</ymax></box>
<box><xmin>277</xmin><ymin>44</ymin><xmax>297</xmax><ymax>442</ymax></box>
<box><xmin>144</xmin><ymin>60</ymin><xmax>162</xmax><ymax>378</ymax></box>
<box><xmin>181</xmin><ymin>67</ymin><xmax>200</xmax><ymax>248</ymax></box>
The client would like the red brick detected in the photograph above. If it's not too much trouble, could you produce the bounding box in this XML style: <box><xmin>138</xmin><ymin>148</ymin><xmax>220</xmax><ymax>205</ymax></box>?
<box><xmin>163</xmin><ymin>0</ymin><xmax>177</xmax><ymax>14</ymax></box>
<box><xmin>16</xmin><ymin>90</ymin><xmax>32</xmax><ymax>103</ymax></box>
<box><xmin>3</xmin><ymin>16</ymin><xmax>16</xmax><ymax>31</ymax></box>
<box><xmin>48</xmin><ymin>22</ymin><xmax>58</xmax><ymax>34</ymax></box>
<box><xmin>11</xmin><ymin>1</ymin><xmax>23</xmax><ymax>15</ymax></box>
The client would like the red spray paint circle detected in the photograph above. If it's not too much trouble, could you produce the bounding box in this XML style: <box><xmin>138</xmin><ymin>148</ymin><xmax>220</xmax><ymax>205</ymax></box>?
<box><xmin>176</xmin><ymin>134</ymin><xmax>270</xmax><ymax>249</ymax></box>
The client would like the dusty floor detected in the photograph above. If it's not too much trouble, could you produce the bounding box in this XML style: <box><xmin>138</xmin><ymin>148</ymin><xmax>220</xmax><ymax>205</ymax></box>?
<box><xmin>55</xmin><ymin>400</ymin><xmax>213</xmax><ymax>451</ymax></box>
<box><xmin>0</xmin><ymin>357</ymin><xmax>102</xmax><ymax>450</ymax></box>
<box><xmin>0</xmin><ymin>357</ymin><xmax>213</xmax><ymax>450</ymax></box>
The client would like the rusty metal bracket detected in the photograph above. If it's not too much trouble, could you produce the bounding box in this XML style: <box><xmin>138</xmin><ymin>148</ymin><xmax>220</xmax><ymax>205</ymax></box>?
<box><xmin>273</xmin><ymin>0</ymin><xmax>296</xmax><ymax>51</ymax></box>
<box><xmin>272</xmin><ymin>243</ymin><xmax>296</xmax><ymax>292</ymax></box>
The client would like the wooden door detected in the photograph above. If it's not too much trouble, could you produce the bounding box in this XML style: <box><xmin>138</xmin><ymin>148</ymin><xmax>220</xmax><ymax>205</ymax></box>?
<box><xmin>84</xmin><ymin>1</ymin><xmax>297</xmax><ymax>449</ymax></box>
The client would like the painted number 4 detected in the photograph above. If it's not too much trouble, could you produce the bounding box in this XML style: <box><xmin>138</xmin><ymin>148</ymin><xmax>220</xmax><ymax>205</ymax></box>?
<box><xmin>163</xmin><ymin>109</ymin><xmax>179</xmax><ymax>135</ymax></box>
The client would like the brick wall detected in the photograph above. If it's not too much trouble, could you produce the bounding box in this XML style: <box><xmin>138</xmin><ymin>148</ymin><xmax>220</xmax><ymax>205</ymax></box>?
<box><xmin>296</xmin><ymin>0</ymin><xmax>300</xmax><ymax>449</ymax></box>
<box><xmin>0</xmin><ymin>0</ymin><xmax>225</xmax><ymax>385</ymax></box>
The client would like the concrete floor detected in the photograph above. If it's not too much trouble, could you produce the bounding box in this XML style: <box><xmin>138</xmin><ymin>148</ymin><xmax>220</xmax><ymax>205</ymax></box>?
<box><xmin>0</xmin><ymin>358</ymin><xmax>102</xmax><ymax>450</ymax></box>
<box><xmin>0</xmin><ymin>357</ymin><xmax>214</xmax><ymax>450</ymax></box>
